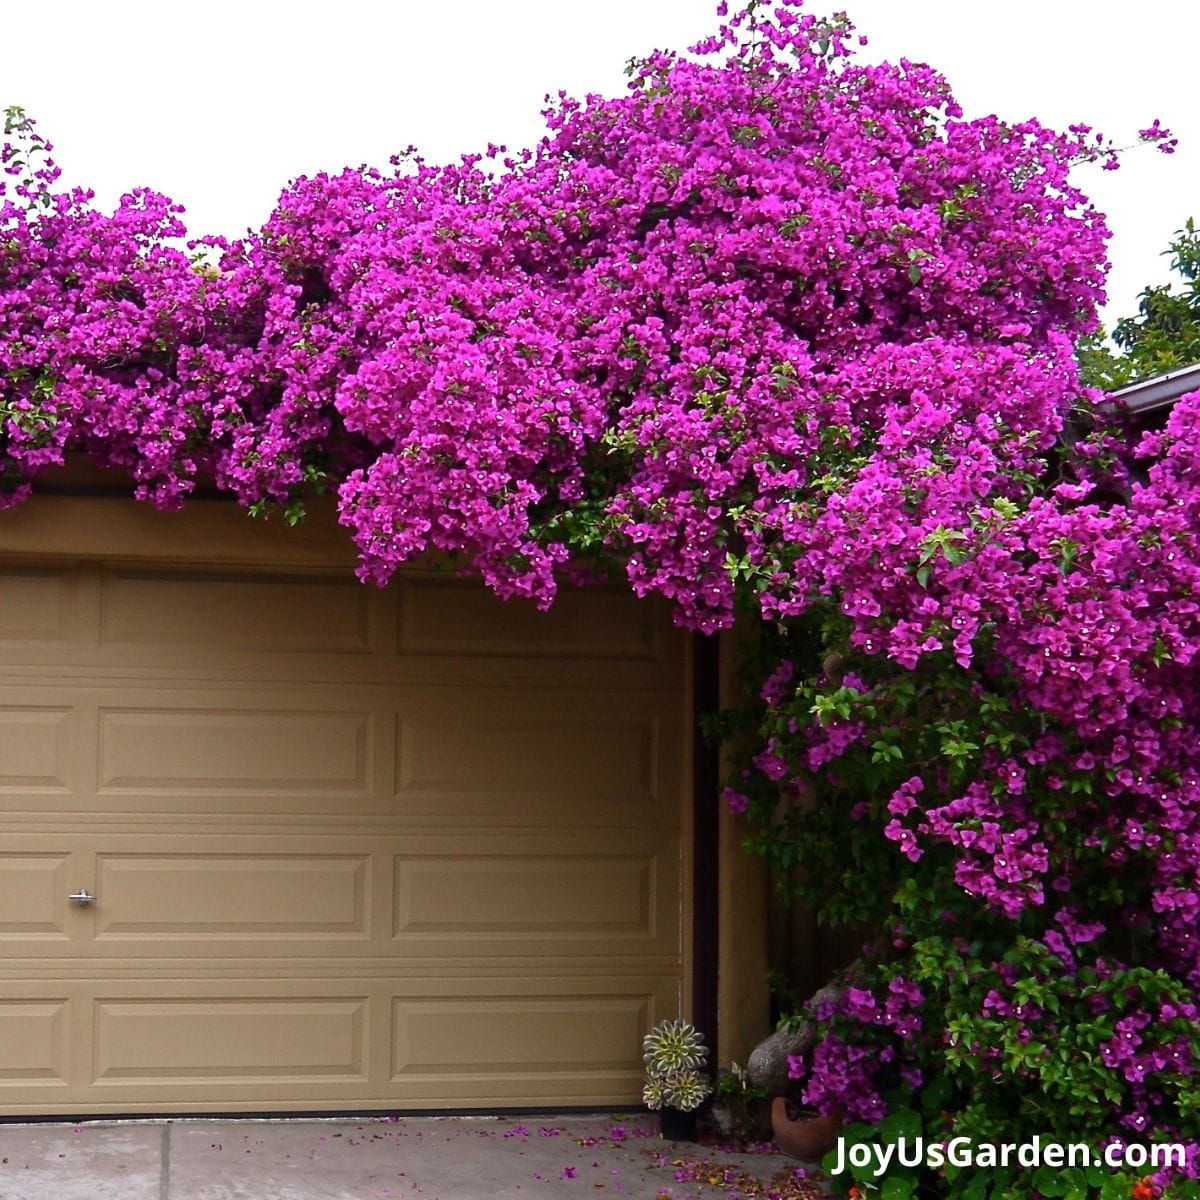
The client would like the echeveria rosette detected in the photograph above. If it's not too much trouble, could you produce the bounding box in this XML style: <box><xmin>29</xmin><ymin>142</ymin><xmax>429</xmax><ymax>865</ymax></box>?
<box><xmin>642</xmin><ymin>1068</ymin><xmax>713</xmax><ymax>1113</ymax></box>
<box><xmin>643</xmin><ymin>1019</ymin><xmax>712</xmax><ymax>1114</ymax></box>
<box><xmin>664</xmin><ymin>1068</ymin><xmax>714</xmax><ymax>1113</ymax></box>
<box><xmin>642</xmin><ymin>1075</ymin><xmax>671</xmax><ymax>1112</ymax></box>
<box><xmin>643</xmin><ymin>1018</ymin><xmax>709</xmax><ymax>1074</ymax></box>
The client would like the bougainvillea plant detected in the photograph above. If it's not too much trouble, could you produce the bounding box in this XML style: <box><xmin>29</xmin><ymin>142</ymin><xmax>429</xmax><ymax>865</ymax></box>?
<box><xmin>1</xmin><ymin>2</ymin><xmax>1194</xmax><ymax>1195</ymax></box>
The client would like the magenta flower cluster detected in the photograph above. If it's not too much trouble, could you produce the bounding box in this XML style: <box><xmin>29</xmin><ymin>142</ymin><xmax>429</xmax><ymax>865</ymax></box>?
<box><xmin>0</xmin><ymin>2</ymin><xmax>1191</xmax><ymax>1183</ymax></box>
<box><xmin>0</xmin><ymin>6</ymin><xmax>1134</xmax><ymax>609</ymax></box>
<box><xmin>788</xmin><ymin>978</ymin><xmax>926</xmax><ymax>1122</ymax></box>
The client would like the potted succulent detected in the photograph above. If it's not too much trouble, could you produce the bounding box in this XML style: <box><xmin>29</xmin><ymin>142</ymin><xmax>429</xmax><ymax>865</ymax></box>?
<box><xmin>641</xmin><ymin>1018</ymin><xmax>712</xmax><ymax>1141</ymax></box>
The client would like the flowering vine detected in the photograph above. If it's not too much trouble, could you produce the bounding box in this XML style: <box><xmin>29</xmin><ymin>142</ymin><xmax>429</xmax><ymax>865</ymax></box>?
<box><xmin>0</xmin><ymin>3</ymin><xmax>1193</xmax><ymax>1195</ymax></box>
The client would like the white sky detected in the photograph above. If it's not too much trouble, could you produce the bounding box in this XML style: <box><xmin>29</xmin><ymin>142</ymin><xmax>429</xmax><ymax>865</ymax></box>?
<box><xmin>4</xmin><ymin>0</ymin><xmax>1196</xmax><ymax>331</ymax></box>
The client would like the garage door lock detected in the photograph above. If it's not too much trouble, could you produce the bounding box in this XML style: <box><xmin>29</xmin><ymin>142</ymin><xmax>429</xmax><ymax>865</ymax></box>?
<box><xmin>68</xmin><ymin>890</ymin><xmax>97</xmax><ymax>906</ymax></box>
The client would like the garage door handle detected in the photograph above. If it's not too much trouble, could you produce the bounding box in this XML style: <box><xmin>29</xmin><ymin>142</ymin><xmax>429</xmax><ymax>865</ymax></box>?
<box><xmin>68</xmin><ymin>890</ymin><xmax>97</xmax><ymax>906</ymax></box>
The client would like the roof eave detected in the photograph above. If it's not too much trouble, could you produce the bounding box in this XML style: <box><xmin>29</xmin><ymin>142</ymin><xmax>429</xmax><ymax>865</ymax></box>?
<box><xmin>1112</xmin><ymin>361</ymin><xmax>1200</xmax><ymax>416</ymax></box>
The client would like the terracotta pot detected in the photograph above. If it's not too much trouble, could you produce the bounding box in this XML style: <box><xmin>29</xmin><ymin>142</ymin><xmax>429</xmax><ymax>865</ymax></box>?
<box><xmin>771</xmin><ymin>1097</ymin><xmax>842</xmax><ymax>1160</ymax></box>
<box><xmin>658</xmin><ymin>1105</ymin><xmax>699</xmax><ymax>1142</ymax></box>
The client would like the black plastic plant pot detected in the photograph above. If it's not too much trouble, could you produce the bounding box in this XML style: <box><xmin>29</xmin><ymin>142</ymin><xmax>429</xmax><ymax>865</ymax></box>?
<box><xmin>658</xmin><ymin>1105</ymin><xmax>698</xmax><ymax>1142</ymax></box>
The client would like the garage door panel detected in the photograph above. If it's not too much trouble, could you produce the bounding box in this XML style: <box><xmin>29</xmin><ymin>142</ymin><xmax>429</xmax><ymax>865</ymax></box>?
<box><xmin>0</xmin><ymin>560</ymin><xmax>688</xmax><ymax>1113</ymax></box>
<box><xmin>13</xmin><ymin>685</ymin><xmax>395</xmax><ymax>817</ymax></box>
<box><xmin>0</xmin><ymin>684</ymin><xmax>678</xmax><ymax>822</ymax></box>
<box><xmin>94</xmin><ymin>853</ymin><xmax>371</xmax><ymax>942</ymax></box>
<box><xmin>97</xmin><ymin>707</ymin><xmax>375</xmax><ymax>796</ymax></box>
<box><xmin>1</xmin><ymin>566</ymin><xmax>681</xmax><ymax>692</ymax></box>
<box><xmin>0</xmin><ymin>828</ymin><xmax>679</xmax><ymax>963</ymax></box>
<box><xmin>388</xmin><ymin>976</ymin><xmax>676</xmax><ymax>1105</ymax></box>
<box><xmin>0</xmin><ymin>997</ymin><xmax>70</xmax><ymax>1087</ymax></box>
<box><xmin>93</xmin><ymin>996</ymin><xmax>369</xmax><ymax>1086</ymax></box>
<box><xmin>394</xmin><ymin>699</ymin><xmax>683</xmax><ymax>828</ymax></box>
<box><xmin>0</xmin><ymin>973</ymin><xmax>681</xmax><ymax>1109</ymax></box>
<box><xmin>392</xmin><ymin>842</ymin><xmax>679</xmax><ymax>958</ymax></box>
<box><xmin>398</xmin><ymin>578</ymin><xmax>664</xmax><ymax>661</ymax></box>
<box><xmin>397</xmin><ymin>710</ymin><xmax>652</xmax><ymax>798</ymax></box>
<box><xmin>99</xmin><ymin>568</ymin><xmax>375</xmax><ymax>656</ymax></box>
<box><xmin>393</xmin><ymin>994</ymin><xmax>648</xmax><ymax>1081</ymax></box>
<box><xmin>0</xmin><ymin>567</ymin><xmax>76</xmax><ymax>644</ymax></box>
<box><xmin>394</xmin><ymin>854</ymin><xmax>652</xmax><ymax>935</ymax></box>
<box><xmin>0</xmin><ymin>852</ymin><xmax>75</xmax><ymax>940</ymax></box>
<box><xmin>0</xmin><ymin>705</ymin><xmax>74</xmax><ymax>794</ymax></box>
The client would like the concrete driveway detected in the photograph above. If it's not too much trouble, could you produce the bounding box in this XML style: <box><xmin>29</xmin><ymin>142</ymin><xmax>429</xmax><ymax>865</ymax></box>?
<box><xmin>0</xmin><ymin>1114</ymin><xmax>825</xmax><ymax>1199</ymax></box>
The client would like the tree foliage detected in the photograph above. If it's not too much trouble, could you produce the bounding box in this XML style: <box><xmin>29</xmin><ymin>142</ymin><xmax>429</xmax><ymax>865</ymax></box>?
<box><xmin>1079</xmin><ymin>219</ymin><xmax>1200</xmax><ymax>391</ymax></box>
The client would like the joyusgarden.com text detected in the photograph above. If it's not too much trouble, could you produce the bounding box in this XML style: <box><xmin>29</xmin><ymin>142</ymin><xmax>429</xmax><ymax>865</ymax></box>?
<box><xmin>832</xmin><ymin>1135</ymin><xmax>1188</xmax><ymax>1178</ymax></box>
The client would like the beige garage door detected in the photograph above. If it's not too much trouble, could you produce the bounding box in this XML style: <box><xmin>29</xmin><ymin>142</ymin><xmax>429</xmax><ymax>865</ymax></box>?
<box><xmin>0</xmin><ymin>560</ymin><xmax>688</xmax><ymax>1114</ymax></box>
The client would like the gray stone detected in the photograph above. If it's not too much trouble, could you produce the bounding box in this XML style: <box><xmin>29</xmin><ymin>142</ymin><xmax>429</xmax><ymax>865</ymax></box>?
<box><xmin>746</xmin><ymin>1024</ymin><xmax>815</xmax><ymax>1096</ymax></box>
<box><xmin>747</xmin><ymin>963</ymin><xmax>865</xmax><ymax>1096</ymax></box>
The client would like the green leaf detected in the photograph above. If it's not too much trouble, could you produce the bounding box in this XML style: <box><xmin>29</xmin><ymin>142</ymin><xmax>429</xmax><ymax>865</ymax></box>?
<box><xmin>1033</xmin><ymin>1165</ymin><xmax>1065</xmax><ymax>1196</ymax></box>
<box><xmin>917</xmin><ymin>1073</ymin><xmax>952</xmax><ymax>1115</ymax></box>
<box><xmin>821</xmin><ymin>1147</ymin><xmax>843</xmax><ymax>1176</ymax></box>
<box><xmin>881</xmin><ymin>1176</ymin><xmax>916</xmax><ymax>1200</ymax></box>
<box><xmin>880</xmin><ymin>1108</ymin><xmax>922</xmax><ymax>1144</ymax></box>
<box><xmin>908</xmin><ymin>263</ymin><xmax>922</xmax><ymax>285</ymax></box>
<box><xmin>1100</xmin><ymin>1176</ymin><xmax>1128</xmax><ymax>1200</ymax></box>
<box><xmin>960</xmin><ymin>1173</ymin><xmax>990</xmax><ymax>1200</ymax></box>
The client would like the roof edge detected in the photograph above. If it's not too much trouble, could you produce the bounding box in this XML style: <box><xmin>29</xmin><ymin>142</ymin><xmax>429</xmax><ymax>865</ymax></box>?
<box><xmin>1112</xmin><ymin>361</ymin><xmax>1200</xmax><ymax>415</ymax></box>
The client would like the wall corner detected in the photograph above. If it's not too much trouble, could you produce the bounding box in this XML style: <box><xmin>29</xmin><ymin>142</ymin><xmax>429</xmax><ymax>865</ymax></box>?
<box><xmin>715</xmin><ymin>624</ymin><xmax>772</xmax><ymax>1067</ymax></box>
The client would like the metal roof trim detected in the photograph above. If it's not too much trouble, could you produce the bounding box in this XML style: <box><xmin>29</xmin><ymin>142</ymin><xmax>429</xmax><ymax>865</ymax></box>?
<box><xmin>1112</xmin><ymin>361</ymin><xmax>1200</xmax><ymax>415</ymax></box>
